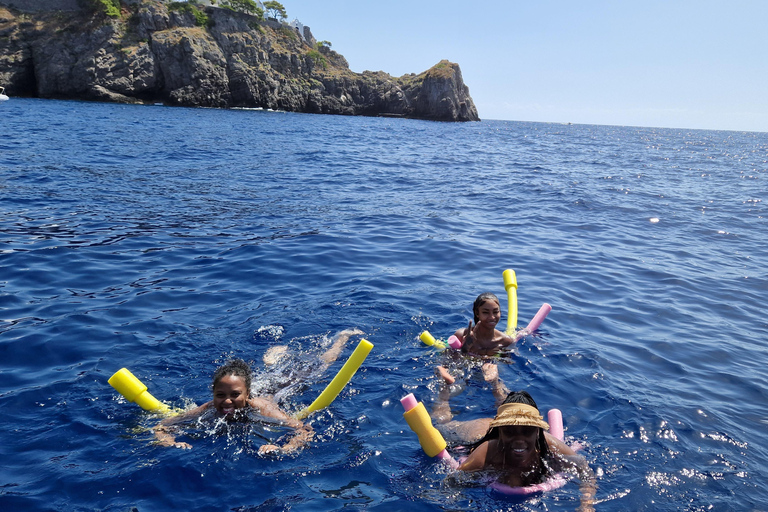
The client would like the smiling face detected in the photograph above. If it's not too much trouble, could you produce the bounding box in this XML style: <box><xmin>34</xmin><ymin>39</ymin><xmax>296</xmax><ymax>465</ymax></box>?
<box><xmin>212</xmin><ymin>374</ymin><xmax>249</xmax><ymax>419</ymax></box>
<box><xmin>475</xmin><ymin>298</ymin><xmax>501</xmax><ymax>329</ymax></box>
<box><xmin>498</xmin><ymin>425</ymin><xmax>540</xmax><ymax>466</ymax></box>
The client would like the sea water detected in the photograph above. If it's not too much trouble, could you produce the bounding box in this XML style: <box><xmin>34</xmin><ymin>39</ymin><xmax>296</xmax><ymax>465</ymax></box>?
<box><xmin>0</xmin><ymin>98</ymin><xmax>766</xmax><ymax>511</ymax></box>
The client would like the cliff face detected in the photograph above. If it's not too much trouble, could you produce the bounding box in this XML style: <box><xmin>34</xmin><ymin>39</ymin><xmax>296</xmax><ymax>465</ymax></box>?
<box><xmin>0</xmin><ymin>2</ymin><xmax>480</xmax><ymax>122</ymax></box>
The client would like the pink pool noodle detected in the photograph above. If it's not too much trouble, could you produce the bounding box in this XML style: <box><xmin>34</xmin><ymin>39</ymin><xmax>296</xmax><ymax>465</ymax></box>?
<box><xmin>525</xmin><ymin>303</ymin><xmax>552</xmax><ymax>332</ymax></box>
<box><xmin>446</xmin><ymin>335</ymin><xmax>462</xmax><ymax>350</ymax></box>
<box><xmin>548</xmin><ymin>409</ymin><xmax>564</xmax><ymax>441</ymax></box>
<box><xmin>400</xmin><ymin>393</ymin><xmax>418</xmax><ymax>412</ymax></box>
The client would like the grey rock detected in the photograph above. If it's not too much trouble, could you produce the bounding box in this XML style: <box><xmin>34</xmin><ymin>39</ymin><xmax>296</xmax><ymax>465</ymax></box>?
<box><xmin>0</xmin><ymin>1</ymin><xmax>479</xmax><ymax>121</ymax></box>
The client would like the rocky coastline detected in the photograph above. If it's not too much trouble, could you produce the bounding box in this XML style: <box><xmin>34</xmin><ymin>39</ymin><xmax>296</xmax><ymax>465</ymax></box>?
<box><xmin>0</xmin><ymin>1</ymin><xmax>479</xmax><ymax>122</ymax></box>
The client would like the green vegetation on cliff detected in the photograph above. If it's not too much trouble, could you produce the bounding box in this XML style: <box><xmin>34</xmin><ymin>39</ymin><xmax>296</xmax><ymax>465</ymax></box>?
<box><xmin>222</xmin><ymin>0</ymin><xmax>264</xmax><ymax>18</ymax></box>
<box><xmin>168</xmin><ymin>2</ymin><xmax>210</xmax><ymax>26</ymax></box>
<box><xmin>83</xmin><ymin>0</ymin><xmax>121</xmax><ymax>17</ymax></box>
<box><xmin>263</xmin><ymin>1</ymin><xmax>286</xmax><ymax>21</ymax></box>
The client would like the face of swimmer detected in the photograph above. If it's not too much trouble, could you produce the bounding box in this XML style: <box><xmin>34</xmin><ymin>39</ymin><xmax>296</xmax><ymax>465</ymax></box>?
<box><xmin>498</xmin><ymin>425</ymin><xmax>540</xmax><ymax>465</ymax></box>
<box><xmin>212</xmin><ymin>374</ymin><xmax>249</xmax><ymax>419</ymax></box>
<box><xmin>475</xmin><ymin>299</ymin><xmax>501</xmax><ymax>329</ymax></box>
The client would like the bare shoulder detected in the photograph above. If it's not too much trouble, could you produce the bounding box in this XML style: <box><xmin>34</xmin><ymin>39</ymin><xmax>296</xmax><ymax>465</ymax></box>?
<box><xmin>160</xmin><ymin>401</ymin><xmax>211</xmax><ymax>425</ymax></box>
<box><xmin>248</xmin><ymin>395</ymin><xmax>278</xmax><ymax>411</ymax></box>
<box><xmin>545</xmin><ymin>432</ymin><xmax>577</xmax><ymax>456</ymax></box>
<box><xmin>459</xmin><ymin>441</ymin><xmax>490</xmax><ymax>472</ymax></box>
<box><xmin>248</xmin><ymin>396</ymin><xmax>302</xmax><ymax>427</ymax></box>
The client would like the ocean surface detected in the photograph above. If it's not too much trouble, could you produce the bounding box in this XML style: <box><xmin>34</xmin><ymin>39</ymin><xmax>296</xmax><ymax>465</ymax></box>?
<box><xmin>1</xmin><ymin>98</ymin><xmax>766</xmax><ymax>511</ymax></box>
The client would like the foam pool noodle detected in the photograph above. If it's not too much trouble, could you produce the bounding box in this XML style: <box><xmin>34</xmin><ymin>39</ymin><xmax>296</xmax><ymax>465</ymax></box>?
<box><xmin>547</xmin><ymin>409</ymin><xmax>564</xmax><ymax>441</ymax></box>
<box><xmin>419</xmin><ymin>331</ymin><xmax>440</xmax><ymax>348</ymax></box>
<box><xmin>108</xmin><ymin>368</ymin><xmax>170</xmax><ymax>413</ymax></box>
<box><xmin>526</xmin><ymin>303</ymin><xmax>552</xmax><ymax>333</ymax></box>
<box><xmin>503</xmin><ymin>269</ymin><xmax>518</xmax><ymax>335</ymax></box>
<box><xmin>401</xmin><ymin>393</ymin><xmax>458</xmax><ymax>468</ymax></box>
<box><xmin>294</xmin><ymin>339</ymin><xmax>373</xmax><ymax>420</ymax></box>
<box><xmin>420</xmin><ymin>331</ymin><xmax>461</xmax><ymax>350</ymax></box>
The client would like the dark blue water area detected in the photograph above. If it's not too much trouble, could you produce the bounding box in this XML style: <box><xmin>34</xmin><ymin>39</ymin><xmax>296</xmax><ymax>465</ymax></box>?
<box><xmin>1</xmin><ymin>98</ymin><xmax>767</xmax><ymax>511</ymax></box>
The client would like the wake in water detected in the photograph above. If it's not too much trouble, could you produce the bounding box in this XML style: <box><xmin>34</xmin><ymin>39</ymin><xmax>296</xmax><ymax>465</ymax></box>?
<box><xmin>252</xmin><ymin>327</ymin><xmax>365</xmax><ymax>410</ymax></box>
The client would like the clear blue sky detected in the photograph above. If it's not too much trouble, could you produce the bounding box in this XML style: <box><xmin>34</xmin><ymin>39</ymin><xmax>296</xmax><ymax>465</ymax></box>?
<box><xmin>283</xmin><ymin>0</ymin><xmax>767</xmax><ymax>132</ymax></box>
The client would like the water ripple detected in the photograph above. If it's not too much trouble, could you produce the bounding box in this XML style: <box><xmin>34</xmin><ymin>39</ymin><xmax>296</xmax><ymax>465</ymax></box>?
<box><xmin>1</xmin><ymin>99</ymin><xmax>767</xmax><ymax>510</ymax></box>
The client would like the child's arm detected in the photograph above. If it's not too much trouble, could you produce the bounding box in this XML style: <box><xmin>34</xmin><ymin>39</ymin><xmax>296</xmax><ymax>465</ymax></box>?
<box><xmin>457</xmin><ymin>441</ymin><xmax>490</xmax><ymax>472</ymax></box>
<box><xmin>250</xmin><ymin>396</ymin><xmax>315</xmax><ymax>455</ymax></box>
<box><xmin>546</xmin><ymin>434</ymin><xmax>596</xmax><ymax>511</ymax></box>
<box><xmin>260</xmin><ymin>424</ymin><xmax>314</xmax><ymax>455</ymax></box>
<box><xmin>153</xmin><ymin>402</ymin><xmax>211</xmax><ymax>449</ymax></box>
<box><xmin>497</xmin><ymin>331</ymin><xmax>516</xmax><ymax>347</ymax></box>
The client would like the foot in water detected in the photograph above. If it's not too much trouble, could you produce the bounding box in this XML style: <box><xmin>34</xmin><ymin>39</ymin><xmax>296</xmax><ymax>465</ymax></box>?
<box><xmin>264</xmin><ymin>328</ymin><xmax>363</xmax><ymax>366</ymax></box>
<box><xmin>263</xmin><ymin>345</ymin><xmax>289</xmax><ymax>366</ymax></box>
<box><xmin>321</xmin><ymin>328</ymin><xmax>364</xmax><ymax>364</ymax></box>
<box><xmin>482</xmin><ymin>362</ymin><xmax>510</xmax><ymax>404</ymax></box>
<box><xmin>436</xmin><ymin>365</ymin><xmax>455</xmax><ymax>384</ymax></box>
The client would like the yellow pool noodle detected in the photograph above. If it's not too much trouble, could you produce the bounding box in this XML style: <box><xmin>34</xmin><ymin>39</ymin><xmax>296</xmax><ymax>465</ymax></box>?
<box><xmin>503</xmin><ymin>268</ymin><xmax>518</xmax><ymax>335</ymax></box>
<box><xmin>419</xmin><ymin>331</ymin><xmax>437</xmax><ymax>346</ymax></box>
<box><xmin>108</xmin><ymin>368</ymin><xmax>170</xmax><ymax>413</ymax></box>
<box><xmin>402</xmin><ymin>401</ymin><xmax>447</xmax><ymax>457</ymax></box>
<box><xmin>294</xmin><ymin>339</ymin><xmax>374</xmax><ymax>420</ymax></box>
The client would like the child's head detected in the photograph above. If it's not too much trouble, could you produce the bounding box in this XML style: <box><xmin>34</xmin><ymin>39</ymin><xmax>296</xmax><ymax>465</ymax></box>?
<box><xmin>212</xmin><ymin>359</ymin><xmax>252</xmax><ymax>392</ymax></box>
<box><xmin>473</xmin><ymin>292</ymin><xmax>501</xmax><ymax>324</ymax></box>
<box><xmin>211</xmin><ymin>359</ymin><xmax>252</xmax><ymax>417</ymax></box>
<box><xmin>491</xmin><ymin>391</ymin><xmax>551</xmax><ymax>460</ymax></box>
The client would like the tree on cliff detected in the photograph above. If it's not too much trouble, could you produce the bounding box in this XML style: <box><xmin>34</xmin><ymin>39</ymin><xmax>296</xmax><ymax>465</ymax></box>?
<box><xmin>82</xmin><ymin>0</ymin><xmax>121</xmax><ymax>17</ymax></box>
<box><xmin>223</xmin><ymin>0</ymin><xmax>264</xmax><ymax>18</ymax></box>
<box><xmin>263</xmin><ymin>1</ymin><xmax>287</xmax><ymax>21</ymax></box>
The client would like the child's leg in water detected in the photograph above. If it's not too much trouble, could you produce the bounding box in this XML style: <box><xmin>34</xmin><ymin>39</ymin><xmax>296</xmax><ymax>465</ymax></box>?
<box><xmin>320</xmin><ymin>328</ymin><xmax>364</xmax><ymax>365</ymax></box>
<box><xmin>482</xmin><ymin>362</ymin><xmax>509</xmax><ymax>406</ymax></box>
<box><xmin>436</xmin><ymin>365</ymin><xmax>455</xmax><ymax>385</ymax></box>
<box><xmin>263</xmin><ymin>328</ymin><xmax>363</xmax><ymax>367</ymax></box>
<box><xmin>432</xmin><ymin>368</ymin><xmax>492</xmax><ymax>444</ymax></box>
<box><xmin>431</xmin><ymin>369</ymin><xmax>455</xmax><ymax>424</ymax></box>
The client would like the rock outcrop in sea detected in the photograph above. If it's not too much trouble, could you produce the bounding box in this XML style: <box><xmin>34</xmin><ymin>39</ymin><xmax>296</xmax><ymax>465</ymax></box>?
<box><xmin>0</xmin><ymin>1</ymin><xmax>479</xmax><ymax>121</ymax></box>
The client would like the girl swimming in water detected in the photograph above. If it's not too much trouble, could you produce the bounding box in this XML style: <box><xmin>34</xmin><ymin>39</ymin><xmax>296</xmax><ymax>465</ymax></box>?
<box><xmin>455</xmin><ymin>292</ymin><xmax>516</xmax><ymax>356</ymax></box>
<box><xmin>436</xmin><ymin>292</ymin><xmax>518</xmax><ymax>401</ymax></box>
<box><xmin>153</xmin><ymin>358</ymin><xmax>312</xmax><ymax>454</ymax></box>
<box><xmin>434</xmin><ymin>390</ymin><xmax>596</xmax><ymax>511</ymax></box>
<box><xmin>153</xmin><ymin>328</ymin><xmax>363</xmax><ymax>454</ymax></box>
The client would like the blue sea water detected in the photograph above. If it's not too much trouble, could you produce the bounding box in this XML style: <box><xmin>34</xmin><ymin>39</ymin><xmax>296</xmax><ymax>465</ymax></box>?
<box><xmin>1</xmin><ymin>98</ymin><xmax>766</xmax><ymax>511</ymax></box>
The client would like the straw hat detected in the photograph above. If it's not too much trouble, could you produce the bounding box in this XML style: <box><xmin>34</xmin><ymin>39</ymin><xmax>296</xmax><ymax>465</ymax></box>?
<box><xmin>488</xmin><ymin>403</ymin><xmax>550</xmax><ymax>430</ymax></box>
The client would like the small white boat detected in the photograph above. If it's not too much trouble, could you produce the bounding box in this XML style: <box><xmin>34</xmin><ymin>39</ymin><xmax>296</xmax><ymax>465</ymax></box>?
<box><xmin>0</xmin><ymin>86</ymin><xmax>8</xmax><ymax>101</ymax></box>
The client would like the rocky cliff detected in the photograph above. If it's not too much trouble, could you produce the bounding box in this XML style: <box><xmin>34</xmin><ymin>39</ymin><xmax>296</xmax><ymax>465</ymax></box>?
<box><xmin>0</xmin><ymin>1</ymin><xmax>479</xmax><ymax>121</ymax></box>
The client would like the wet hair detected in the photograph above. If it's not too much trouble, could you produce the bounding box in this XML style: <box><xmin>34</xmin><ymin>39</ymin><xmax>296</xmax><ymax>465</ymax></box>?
<box><xmin>474</xmin><ymin>390</ymin><xmax>551</xmax><ymax>460</ymax></box>
<box><xmin>473</xmin><ymin>292</ymin><xmax>501</xmax><ymax>323</ymax></box>
<box><xmin>502</xmin><ymin>390</ymin><xmax>538</xmax><ymax>407</ymax></box>
<box><xmin>211</xmin><ymin>359</ymin><xmax>252</xmax><ymax>397</ymax></box>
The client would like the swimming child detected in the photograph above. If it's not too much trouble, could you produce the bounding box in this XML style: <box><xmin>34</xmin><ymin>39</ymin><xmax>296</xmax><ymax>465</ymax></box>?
<box><xmin>153</xmin><ymin>328</ymin><xmax>363</xmax><ymax>454</ymax></box>
<box><xmin>433</xmin><ymin>390</ymin><xmax>596</xmax><ymax>511</ymax></box>
<box><xmin>436</xmin><ymin>292</ymin><xmax>517</xmax><ymax>398</ymax></box>
<box><xmin>455</xmin><ymin>292</ymin><xmax>516</xmax><ymax>356</ymax></box>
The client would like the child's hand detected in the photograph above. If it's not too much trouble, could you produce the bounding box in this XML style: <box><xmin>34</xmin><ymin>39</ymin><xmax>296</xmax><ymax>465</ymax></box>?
<box><xmin>157</xmin><ymin>437</ymin><xmax>192</xmax><ymax>449</ymax></box>
<box><xmin>462</xmin><ymin>321</ymin><xmax>475</xmax><ymax>350</ymax></box>
<box><xmin>258</xmin><ymin>444</ymin><xmax>282</xmax><ymax>456</ymax></box>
